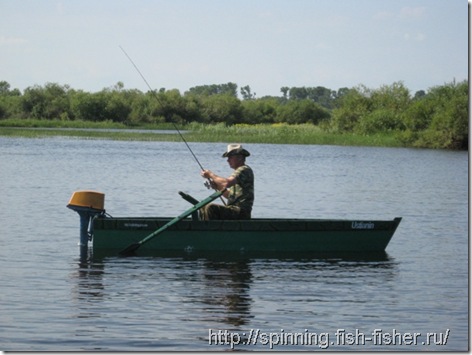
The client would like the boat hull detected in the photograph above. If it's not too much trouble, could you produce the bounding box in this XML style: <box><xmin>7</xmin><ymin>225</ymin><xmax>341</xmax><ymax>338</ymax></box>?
<box><xmin>92</xmin><ymin>217</ymin><xmax>401</xmax><ymax>256</ymax></box>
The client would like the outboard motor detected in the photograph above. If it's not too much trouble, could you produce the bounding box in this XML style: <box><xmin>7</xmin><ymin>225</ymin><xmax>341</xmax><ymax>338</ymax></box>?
<box><xmin>67</xmin><ymin>191</ymin><xmax>105</xmax><ymax>247</ymax></box>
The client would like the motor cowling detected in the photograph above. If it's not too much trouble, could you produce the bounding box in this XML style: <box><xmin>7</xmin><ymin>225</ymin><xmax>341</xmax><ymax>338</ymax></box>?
<box><xmin>67</xmin><ymin>191</ymin><xmax>105</xmax><ymax>247</ymax></box>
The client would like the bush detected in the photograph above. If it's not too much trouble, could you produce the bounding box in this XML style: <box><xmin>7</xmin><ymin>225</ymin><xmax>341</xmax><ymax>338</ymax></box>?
<box><xmin>357</xmin><ymin>109</ymin><xmax>405</xmax><ymax>134</ymax></box>
<box><xmin>275</xmin><ymin>99</ymin><xmax>330</xmax><ymax>124</ymax></box>
<box><xmin>330</xmin><ymin>86</ymin><xmax>371</xmax><ymax>132</ymax></box>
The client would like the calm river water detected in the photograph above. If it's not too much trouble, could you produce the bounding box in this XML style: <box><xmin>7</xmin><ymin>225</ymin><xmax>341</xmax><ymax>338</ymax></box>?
<box><xmin>0</xmin><ymin>137</ymin><xmax>468</xmax><ymax>351</ymax></box>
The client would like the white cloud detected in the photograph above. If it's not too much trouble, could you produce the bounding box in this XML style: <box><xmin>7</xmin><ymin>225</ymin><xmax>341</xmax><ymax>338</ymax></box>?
<box><xmin>403</xmin><ymin>32</ymin><xmax>426</xmax><ymax>41</ymax></box>
<box><xmin>415</xmin><ymin>33</ymin><xmax>426</xmax><ymax>41</ymax></box>
<box><xmin>400</xmin><ymin>6</ymin><xmax>426</xmax><ymax>19</ymax></box>
<box><xmin>55</xmin><ymin>1</ymin><xmax>65</xmax><ymax>15</ymax></box>
<box><xmin>373</xmin><ymin>10</ymin><xmax>393</xmax><ymax>21</ymax></box>
<box><xmin>0</xmin><ymin>35</ymin><xmax>27</xmax><ymax>46</ymax></box>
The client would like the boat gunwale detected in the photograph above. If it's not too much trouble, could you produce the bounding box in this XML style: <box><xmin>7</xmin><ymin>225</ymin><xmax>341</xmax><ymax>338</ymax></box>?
<box><xmin>93</xmin><ymin>216</ymin><xmax>402</xmax><ymax>232</ymax></box>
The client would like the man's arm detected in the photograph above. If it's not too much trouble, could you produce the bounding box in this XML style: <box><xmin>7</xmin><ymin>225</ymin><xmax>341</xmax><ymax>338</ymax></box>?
<box><xmin>201</xmin><ymin>170</ymin><xmax>237</xmax><ymax>197</ymax></box>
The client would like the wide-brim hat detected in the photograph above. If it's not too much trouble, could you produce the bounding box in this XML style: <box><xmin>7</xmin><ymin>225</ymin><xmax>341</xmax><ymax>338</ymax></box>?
<box><xmin>222</xmin><ymin>144</ymin><xmax>250</xmax><ymax>158</ymax></box>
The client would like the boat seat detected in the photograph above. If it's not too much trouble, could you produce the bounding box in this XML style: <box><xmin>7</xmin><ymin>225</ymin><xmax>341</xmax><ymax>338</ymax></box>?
<box><xmin>178</xmin><ymin>191</ymin><xmax>200</xmax><ymax>220</ymax></box>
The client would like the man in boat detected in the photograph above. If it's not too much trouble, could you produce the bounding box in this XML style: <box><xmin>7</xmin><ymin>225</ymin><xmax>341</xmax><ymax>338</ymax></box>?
<box><xmin>200</xmin><ymin>144</ymin><xmax>254</xmax><ymax>220</ymax></box>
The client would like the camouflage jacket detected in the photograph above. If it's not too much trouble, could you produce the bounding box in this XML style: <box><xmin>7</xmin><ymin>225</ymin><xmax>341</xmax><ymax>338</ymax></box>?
<box><xmin>227</xmin><ymin>164</ymin><xmax>254</xmax><ymax>213</ymax></box>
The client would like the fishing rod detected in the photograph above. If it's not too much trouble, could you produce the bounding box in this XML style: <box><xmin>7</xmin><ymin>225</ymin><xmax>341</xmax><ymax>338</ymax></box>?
<box><xmin>119</xmin><ymin>46</ymin><xmax>225</xmax><ymax>203</ymax></box>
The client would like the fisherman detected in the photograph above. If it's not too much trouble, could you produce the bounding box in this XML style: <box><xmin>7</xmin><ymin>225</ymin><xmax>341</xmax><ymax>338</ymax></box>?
<box><xmin>200</xmin><ymin>144</ymin><xmax>254</xmax><ymax>220</ymax></box>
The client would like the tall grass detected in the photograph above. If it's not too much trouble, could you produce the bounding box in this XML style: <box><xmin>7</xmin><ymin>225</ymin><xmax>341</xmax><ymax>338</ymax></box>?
<box><xmin>186</xmin><ymin>123</ymin><xmax>403</xmax><ymax>147</ymax></box>
<box><xmin>0</xmin><ymin>119</ymin><xmax>404</xmax><ymax>147</ymax></box>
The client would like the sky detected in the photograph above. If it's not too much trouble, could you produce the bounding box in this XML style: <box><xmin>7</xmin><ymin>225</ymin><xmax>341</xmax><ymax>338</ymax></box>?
<box><xmin>0</xmin><ymin>0</ymin><xmax>468</xmax><ymax>97</ymax></box>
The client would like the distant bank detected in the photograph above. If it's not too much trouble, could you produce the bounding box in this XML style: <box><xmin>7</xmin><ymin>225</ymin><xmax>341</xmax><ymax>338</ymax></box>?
<box><xmin>0</xmin><ymin>121</ymin><xmax>404</xmax><ymax>148</ymax></box>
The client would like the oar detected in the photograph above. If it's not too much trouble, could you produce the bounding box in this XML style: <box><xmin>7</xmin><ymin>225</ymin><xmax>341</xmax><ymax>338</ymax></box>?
<box><xmin>119</xmin><ymin>190</ymin><xmax>223</xmax><ymax>256</ymax></box>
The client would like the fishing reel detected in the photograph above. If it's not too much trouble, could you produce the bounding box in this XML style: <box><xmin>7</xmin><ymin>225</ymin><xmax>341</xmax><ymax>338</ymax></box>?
<box><xmin>204</xmin><ymin>178</ymin><xmax>217</xmax><ymax>190</ymax></box>
<box><xmin>203</xmin><ymin>178</ymin><xmax>227</xmax><ymax>206</ymax></box>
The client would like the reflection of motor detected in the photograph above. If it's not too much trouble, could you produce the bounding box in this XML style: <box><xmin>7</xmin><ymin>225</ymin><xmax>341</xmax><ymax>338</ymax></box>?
<box><xmin>67</xmin><ymin>191</ymin><xmax>105</xmax><ymax>247</ymax></box>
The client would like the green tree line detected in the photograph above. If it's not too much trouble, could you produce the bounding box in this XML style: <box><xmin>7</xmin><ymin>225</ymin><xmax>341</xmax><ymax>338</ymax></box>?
<box><xmin>0</xmin><ymin>79</ymin><xmax>468</xmax><ymax>149</ymax></box>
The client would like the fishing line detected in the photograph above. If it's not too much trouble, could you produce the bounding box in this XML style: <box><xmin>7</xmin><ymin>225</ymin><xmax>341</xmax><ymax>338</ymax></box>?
<box><xmin>119</xmin><ymin>45</ymin><xmax>205</xmax><ymax>171</ymax></box>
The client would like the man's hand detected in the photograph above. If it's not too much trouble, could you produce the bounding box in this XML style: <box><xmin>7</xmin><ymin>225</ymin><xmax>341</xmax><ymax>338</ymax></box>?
<box><xmin>201</xmin><ymin>169</ymin><xmax>213</xmax><ymax>179</ymax></box>
<box><xmin>201</xmin><ymin>170</ymin><xmax>218</xmax><ymax>190</ymax></box>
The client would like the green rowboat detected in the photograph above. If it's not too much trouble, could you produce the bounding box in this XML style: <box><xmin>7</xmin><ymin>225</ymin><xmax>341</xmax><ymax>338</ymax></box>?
<box><xmin>94</xmin><ymin>216</ymin><xmax>401</xmax><ymax>255</ymax></box>
<box><xmin>67</xmin><ymin>190</ymin><xmax>402</xmax><ymax>257</ymax></box>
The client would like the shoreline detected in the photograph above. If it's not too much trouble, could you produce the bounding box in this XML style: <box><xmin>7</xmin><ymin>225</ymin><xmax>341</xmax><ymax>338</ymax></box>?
<box><xmin>1</xmin><ymin>120</ymin><xmax>465</xmax><ymax>150</ymax></box>
<box><xmin>0</xmin><ymin>124</ymin><xmax>404</xmax><ymax>148</ymax></box>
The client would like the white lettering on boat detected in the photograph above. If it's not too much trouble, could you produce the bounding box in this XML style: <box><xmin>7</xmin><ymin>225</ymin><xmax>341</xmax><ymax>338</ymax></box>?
<box><xmin>124</xmin><ymin>223</ymin><xmax>149</xmax><ymax>228</ymax></box>
<box><xmin>351</xmin><ymin>221</ymin><xmax>375</xmax><ymax>229</ymax></box>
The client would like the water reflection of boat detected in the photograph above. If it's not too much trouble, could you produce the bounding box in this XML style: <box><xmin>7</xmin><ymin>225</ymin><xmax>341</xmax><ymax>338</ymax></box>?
<box><xmin>69</xmin><ymin>251</ymin><xmax>397</xmax><ymax>350</ymax></box>
<box><xmin>67</xmin><ymin>190</ymin><xmax>401</xmax><ymax>257</ymax></box>
<box><xmin>199</xmin><ymin>259</ymin><xmax>253</xmax><ymax>327</ymax></box>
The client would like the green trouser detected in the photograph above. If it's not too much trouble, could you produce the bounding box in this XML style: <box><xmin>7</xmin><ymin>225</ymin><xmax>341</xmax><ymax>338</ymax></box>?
<box><xmin>200</xmin><ymin>204</ymin><xmax>251</xmax><ymax>220</ymax></box>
